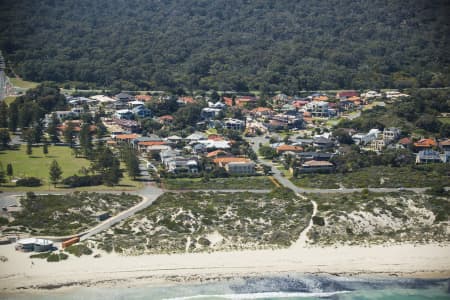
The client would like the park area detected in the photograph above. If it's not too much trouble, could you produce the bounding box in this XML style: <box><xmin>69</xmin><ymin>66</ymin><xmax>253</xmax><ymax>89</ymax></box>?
<box><xmin>0</xmin><ymin>145</ymin><xmax>142</xmax><ymax>191</ymax></box>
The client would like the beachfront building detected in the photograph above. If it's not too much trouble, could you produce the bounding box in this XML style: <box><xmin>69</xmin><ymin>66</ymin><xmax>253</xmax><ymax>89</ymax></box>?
<box><xmin>15</xmin><ymin>238</ymin><xmax>53</xmax><ymax>252</ymax></box>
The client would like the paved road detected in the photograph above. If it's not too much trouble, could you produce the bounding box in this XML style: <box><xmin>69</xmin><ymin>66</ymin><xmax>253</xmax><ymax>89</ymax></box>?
<box><xmin>80</xmin><ymin>184</ymin><xmax>164</xmax><ymax>241</ymax></box>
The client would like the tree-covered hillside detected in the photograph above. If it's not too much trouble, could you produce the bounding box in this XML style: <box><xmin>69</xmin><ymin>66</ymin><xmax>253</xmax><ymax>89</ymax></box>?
<box><xmin>0</xmin><ymin>0</ymin><xmax>449</xmax><ymax>92</ymax></box>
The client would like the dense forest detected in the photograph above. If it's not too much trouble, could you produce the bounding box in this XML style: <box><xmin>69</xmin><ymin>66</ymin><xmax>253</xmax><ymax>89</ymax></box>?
<box><xmin>0</xmin><ymin>0</ymin><xmax>449</xmax><ymax>92</ymax></box>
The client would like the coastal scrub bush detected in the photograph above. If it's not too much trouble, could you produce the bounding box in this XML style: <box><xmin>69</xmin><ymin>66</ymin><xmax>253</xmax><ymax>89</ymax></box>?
<box><xmin>61</xmin><ymin>175</ymin><xmax>103</xmax><ymax>187</ymax></box>
<box><xmin>65</xmin><ymin>244</ymin><xmax>93</xmax><ymax>257</ymax></box>
<box><xmin>30</xmin><ymin>252</ymin><xmax>51</xmax><ymax>259</ymax></box>
<box><xmin>0</xmin><ymin>217</ymin><xmax>8</xmax><ymax>226</ymax></box>
<box><xmin>312</xmin><ymin>216</ymin><xmax>325</xmax><ymax>226</ymax></box>
<box><xmin>16</xmin><ymin>177</ymin><xmax>41</xmax><ymax>187</ymax></box>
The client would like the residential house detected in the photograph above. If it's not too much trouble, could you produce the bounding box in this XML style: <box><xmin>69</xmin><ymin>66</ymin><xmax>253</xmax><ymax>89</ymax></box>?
<box><xmin>383</xmin><ymin>127</ymin><xmax>401</xmax><ymax>143</ymax></box>
<box><xmin>90</xmin><ymin>95</ymin><xmax>116</xmax><ymax>104</ymax></box>
<box><xmin>134</xmin><ymin>94</ymin><xmax>153</xmax><ymax>102</ymax></box>
<box><xmin>251</xmin><ymin>107</ymin><xmax>273</xmax><ymax>118</ymax></box>
<box><xmin>158</xmin><ymin>115</ymin><xmax>174</xmax><ymax>125</ymax></box>
<box><xmin>296</xmin><ymin>152</ymin><xmax>333</xmax><ymax>162</ymax></box>
<box><xmin>112</xmin><ymin>118</ymin><xmax>140</xmax><ymax>133</ymax></box>
<box><xmin>213</xmin><ymin>157</ymin><xmax>255</xmax><ymax>175</ymax></box>
<box><xmin>114</xmin><ymin>133</ymin><xmax>140</xmax><ymax>144</ymax></box>
<box><xmin>385</xmin><ymin>91</ymin><xmax>409</xmax><ymax>99</ymax></box>
<box><xmin>305</xmin><ymin>101</ymin><xmax>329</xmax><ymax>117</ymax></box>
<box><xmin>352</xmin><ymin>129</ymin><xmax>380</xmax><ymax>145</ymax></box>
<box><xmin>276</xmin><ymin>144</ymin><xmax>304</xmax><ymax>154</ymax></box>
<box><xmin>439</xmin><ymin>139</ymin><xmax>450</xmax><ymax>151</ymax></box>
<box><xmin>165</xmin><ymin>157</ymin><xmax>199</xmax><ymax>173</ymax></box>
<box><xmin>313</xmin><ymin>137</ymin><xmax>335</xmax><ymax>150</ymax></box>
<box><xmin>368</xmin><ymin>139</ymin><xmax>386</xmax><ymax>152</ymax></box>
<box><xmin>114</xmin><ymin>92</ymin><xmax>134</xmax><ymax>102</ymax></box>
<box><xmin>114</xmin><ymin>109</ymin><xmax>134</xmax><ymax>120</ymax></box>
<box><xmin>297</xmin><ymin>160</ymin><xmax>335</xmax><ymax>173</ymax></box>
<box><xmin>206</xmin><ymin>149</ymin><xmax>231</xmax><ymax>159</ymax></box>
<box><xmin>165</xmin><ymin>135</ymin><xmax>183</xmax><ymax>144</ymax></box>
<box><xmin>128</xmin><ymin>101</ymin><xmax>145</xmax><ymax>108</ymax></box>
<box><xmin>137</xmin><ymin>141</ymin><xmax>167</xmax><ymax>153</ymax></box>
<box><xmin>223</xmin><ymin>118</ymin><xmax>245</xmax><ymax>130</ymax></box>
<box><xmin>132</xmin><ymin>105</ymin><xmax>152</xmax><ymax>118</ymax></box>
<box><xmin>336</xmin><ymin>90</ymin><xmax>359</xmax><ymax>99</ymax></box>
<box><xmin>413</xmin><ymin>138</ymin><xmax>437</xmax><ymax>150</ymax></box>
<box><xmin>440</xmin><ymin>151</ymin><xmax>450</xmax><ymax>163</ymax></box>
<box><xmin>225</xmin><ymin>161</ymin><xmax>256</xmax><ymax>175</ymax></box>
<box><xmin>201</xmin><ymin>107</ymin><xmax>222</xmax><ymax>119</ymax></box>
<box><xmin>186</xmin><ymin>132</ymin><xmax>207</xmax><ymax>143</ymax></box>
<box><xmin>361</xmin><ymin>90</ymin><xmax>382</xmax><ymax>99</ymax></box>
<box><xmin>416</xmin><ymin>149</ymin><xmax>442</xmax><ymax>164</ymax></box>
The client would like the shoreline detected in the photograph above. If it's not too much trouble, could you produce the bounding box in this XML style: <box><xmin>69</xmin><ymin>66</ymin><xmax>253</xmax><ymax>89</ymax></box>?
<box><xmin>1</xmin><ymin>242</ymin><xmax>449</xmax><ymax>294</ymax></box>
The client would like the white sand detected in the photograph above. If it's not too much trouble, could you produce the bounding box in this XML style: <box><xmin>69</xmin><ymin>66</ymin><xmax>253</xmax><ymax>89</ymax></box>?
<box><xmin>0</xmin><ymin>242</ymin><xmax>449</xmax><ymax>292</ymax></box>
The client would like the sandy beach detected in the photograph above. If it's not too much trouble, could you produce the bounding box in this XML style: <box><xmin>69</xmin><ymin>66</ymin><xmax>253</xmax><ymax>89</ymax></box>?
<box><xmin>0</xmin><ymin>242</ymin><xmax>449</xmax><ymax>294</ymax></box>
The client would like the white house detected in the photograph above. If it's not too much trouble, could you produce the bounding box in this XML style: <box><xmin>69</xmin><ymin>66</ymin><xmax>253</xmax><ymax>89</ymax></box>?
<box><xmin>223</xmin><ymin>118</ymin><xmax>245</xmax><ymax>130</ymax></box>
<box><xmin>305</xmin><ymin>101</ymin><xmax>329</xmax><ymax>117</ymax></box>
<box><xmin>114</xmin><ymin>109</ymin><xmax>134</xmax><ymax>120</ymax></box>
<box><xmin>352</xmin><ymin>129</ymin><xmax>380</xmax><ymax>145</ymax></box>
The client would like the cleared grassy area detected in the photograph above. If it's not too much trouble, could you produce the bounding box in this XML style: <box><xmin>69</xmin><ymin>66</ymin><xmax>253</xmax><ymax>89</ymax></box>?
<box><xmin>307</xmin><ymin>191</ymin><xmax>450</xmax><ymax>245</ymax></box>
<box><xmin>93</xmin><ymin>188</ymin><xmax>313</xmax><ymax>254</ymax></box>
<box><xmin>291</xmin><ymin>165</ymin><xmax>450</xmax><ymax>189</ymax></box>
<box><xmin>438</xmin><ymin>117</ymin><xmax>450</xmax><ymax>124</ymax></box>
<box><xmin>9</xmin><ymin>77</ymin><xmax>38</xmax><ymax>89</ymax></box>
<box><xmin>3</xmin><ymin>96</ymin><xmax>17</xmax><ymax>106</ymax></box>
<box><xmin>0</xmin><ymin>145</ymin><xmax>142</xmax><ymax>191</ymax></box>
<box><xmin>163</xmin><ymin>176</ymin><xmax>275</xmax><ymax>190</ymax></box>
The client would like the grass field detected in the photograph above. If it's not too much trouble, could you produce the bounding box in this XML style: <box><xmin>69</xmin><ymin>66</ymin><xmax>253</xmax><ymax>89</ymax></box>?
<box><xmin>163</xmin><ymin>176</ymin><xmax>275</xmax><ymax>190</ymax></box>
<box><xmin>0</xmin><ymin>145</ymin><xmax>142</xmax><ymax>191</ymax></box>
<box><xmin>8</xmin><ymin>77</ymin><xmax>39</xmax><ymax>89</ymax></box>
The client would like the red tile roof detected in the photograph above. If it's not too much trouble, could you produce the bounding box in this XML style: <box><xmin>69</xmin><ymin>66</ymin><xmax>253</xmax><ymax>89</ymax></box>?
<box><xmin>276</xmin><ymin>144</ymin><xmax>304</xmax><ymax>153</ymax></box>
<box><xmin>414</xmin><ymin>138</ymin><xmax>437</xmax><ymax>148</ymax></box>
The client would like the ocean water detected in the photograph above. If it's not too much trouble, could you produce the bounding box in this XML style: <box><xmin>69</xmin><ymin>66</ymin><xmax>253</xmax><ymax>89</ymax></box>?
<box><xmin>3</xmin><ymin>275</ymin><xmax>449</xmax><ymax>300</ymax></box>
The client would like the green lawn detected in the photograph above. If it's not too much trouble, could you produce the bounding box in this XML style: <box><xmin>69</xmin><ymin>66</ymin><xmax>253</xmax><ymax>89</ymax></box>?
<box><xmin>163</xmin><ymin>176</ymin><xmax>275</xmax><ymax>190</ymax></box>
<box><xmin>0</xmin><ymin>145</ymin><xmax>142</xmax><ymax>191</ymax></box>
<box><xmin>9</xmin><ymin>77</ymin><xmax>39</xmax><ymax>89</ymax></box>
<box><xmin>3</xmin><ymin>96</ymin><xmax>17</xmax><ymax>106</ymax></box>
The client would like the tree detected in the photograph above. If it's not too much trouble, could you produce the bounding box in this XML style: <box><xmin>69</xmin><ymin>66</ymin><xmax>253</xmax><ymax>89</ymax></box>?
<box><xmin>46</xmin><ymin>113</ymin><xmax>59</xmax><ymax>143</ymax></box>
<box><xmin>26</xmin><ymin>141</ymin><xmax>32</xmax><ymax>155</ymax></box>
<box><xmin>43</xmin><ymin>140</ymin><xmax>48</xmax><ymax>155</ymax></box>
<box><xmin>6</xmin><ymin>163</ymin><xmax>13</xmax><ymax>180</ymax></box>
<box><xmin>49</xmin><ymin>160</ymin><xmax>63</xmax><ymax>187</ymax></box>
<box><xmin>8</xmin><ymin>102</ymin><xmax>19</xmax><ymax>132</ymax></box>
<box><xmin>0</xmin><ymin>129</ymin><xmax>11</xmax><ymax>149</ymax></box>
<box><xmin>126</xmin><ymin>151</ymin><xmax>140</xmax><ymax>180</ymax></box>
<box><xmin>0</xmin><ymin>163</ymin><xmax>5</xmax><ymax>185</ymax></box>
<box><xmin>79</xmin><ymin>123</ymin><xmax>93</xmax><ymax>157</ymax></box>
<box><xmin>333</xmin><ymin>128</ymin><xmax>354</xmax><ymax>145</ymax></box>
<box><xmin>63</xmin><ymin>122</ymin><xmax>75</xmax><ymax>147</ymax></box>
<box><xmin>0</xmin><ymin>101</ymin><xmax>8</xmax><ymax>128</ymax></box>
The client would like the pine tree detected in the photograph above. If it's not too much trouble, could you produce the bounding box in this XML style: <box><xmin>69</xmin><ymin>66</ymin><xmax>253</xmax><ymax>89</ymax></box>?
<box><xmin>8</xmin><ymin>102</ymin><xmax>18</xmax><ymax>132</ymax></box>
<box><xmin>0</xmin><ymin>102</ymin><xmax>8</xmax><ymax>128</ymax></box>
<box><xmin>26</xmin><ymin>141</ymin><xmax>32</xmax><ymax>155</ymax></box>
<box><xmin>0</xmin><ymin>163</ymin><xmax>5</xmax><ymax>185</ymax></box>
<box><xmin>47</xmin><ymin>113</ymin><xmax>59</xmax><ymax>143</ymax></box>
<box><xmin>49</xmin><ymin>160</ymin><xmax>63</xmax><ymax>187</ymax></box>
<box><xmin>127</xmin><ymin>151</ymin><xmax>140</xmax><ymax>180</ymax></box>
<box><xmin>6</xmin><ymin>163</ymin><xmax>13</xmax><ymax>181</ymax></box>
<box><xmin>43</xmin><ymin>140</ymin><xmax>48</xmax><ymax>155</ymax></box>
<box><xmin>63</xmin><ymin>122</ymin><xmax>75</xmax><ymax>147</ymax></box>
